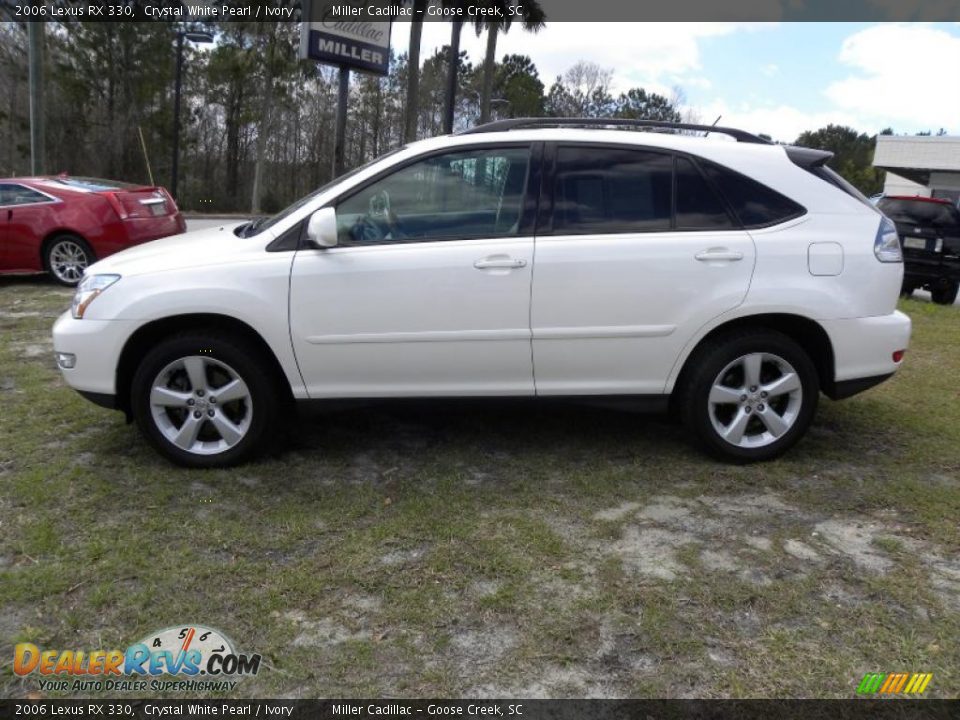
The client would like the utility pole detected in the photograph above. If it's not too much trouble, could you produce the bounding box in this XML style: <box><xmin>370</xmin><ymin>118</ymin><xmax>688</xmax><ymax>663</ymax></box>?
<box><xmin>171</xmin><ymin>32</ymin><xmax>185</xmax><ymax>199</ymax></box>
<box><xmin>28</xmin><ymin>22</ymin><xmax>45</xmax><ymax>175</ymax></box>
<box><xmin>170</xmin><ymin>29</ymin><xmax>213</xmax><ymax>200</ymax></box>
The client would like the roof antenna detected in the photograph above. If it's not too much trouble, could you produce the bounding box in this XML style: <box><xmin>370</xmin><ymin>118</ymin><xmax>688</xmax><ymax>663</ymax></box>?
<box><xmin>704</xmin><ymin>115</ymin><xmax>722</xmax><ymax>138</ymax></box>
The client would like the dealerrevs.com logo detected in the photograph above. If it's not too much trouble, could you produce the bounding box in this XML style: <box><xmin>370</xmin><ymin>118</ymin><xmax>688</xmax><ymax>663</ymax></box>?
<box><xmin>14</xmin><ymin>625</ymin><xmax>261</xmax><ymax>693</ymax></box>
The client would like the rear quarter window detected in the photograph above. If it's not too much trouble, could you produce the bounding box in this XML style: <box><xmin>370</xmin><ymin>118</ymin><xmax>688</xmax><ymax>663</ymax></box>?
<box><xmin>700</xmin><ymin>160</ymin><xmax>805</xmax><ymax>228</ymax></box>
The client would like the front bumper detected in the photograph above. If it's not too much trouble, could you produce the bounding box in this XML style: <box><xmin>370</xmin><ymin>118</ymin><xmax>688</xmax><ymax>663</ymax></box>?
<box><xmin>819</xmin><ymin>311</ymin><xmax>911</xmax><ymax>395</ymax></box>
<box><xmin>52</xmin><ymin>311</ymin><xmax>138</xmax><ymax>397</ymax></box>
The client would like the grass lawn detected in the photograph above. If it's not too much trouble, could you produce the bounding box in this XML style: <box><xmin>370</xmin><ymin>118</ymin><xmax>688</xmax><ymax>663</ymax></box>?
<box><xmin>1</xmin><ymin>276</ymin><xmax>958</xmax><ymax>699</ymax></box>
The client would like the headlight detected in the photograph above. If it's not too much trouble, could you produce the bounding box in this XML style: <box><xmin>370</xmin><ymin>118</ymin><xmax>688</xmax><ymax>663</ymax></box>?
<box><xmin>71</xmin><ymin>274</ymin><xmax>121</xmax><ymax>319</ymax></box>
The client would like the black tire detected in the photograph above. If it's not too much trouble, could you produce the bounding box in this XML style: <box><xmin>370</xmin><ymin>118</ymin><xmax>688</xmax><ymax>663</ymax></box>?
<box><xmin>679</xmin><ymin>329</ymin><xmax>819</xmax><ymax>463</ymax></box>
<box><xmin>931</xmin><ymin>281</ymin><xmax>959</xmax><ymax>305</ymax></box>
<box><xmin>900</xmin><ymin>282</ymin><xmax>915</xmax><ymax>298</ymax></box>
<box><xmin>130</xmin><ymin>332</ymin><xmax>280</xmax><ymax>468</ymax></box>
<box><xmin>45</xmin><ymin>234</ymin><xmax>95</xmax><ymax>286</ymax></box>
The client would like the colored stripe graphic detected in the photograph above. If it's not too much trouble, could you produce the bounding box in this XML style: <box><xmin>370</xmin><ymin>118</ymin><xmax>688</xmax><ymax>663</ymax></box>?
<box><xmin>858</xmin><ymin>672</ymin><xmax>932</xmax><ymax>695</ymax></box>
<box><xmin>857</xmin><ymin>673</ymin><xmax>885</xmax><ymax>694</ymax></box>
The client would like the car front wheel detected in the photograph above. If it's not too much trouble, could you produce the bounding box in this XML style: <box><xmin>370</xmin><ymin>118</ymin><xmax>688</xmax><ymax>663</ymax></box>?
<box><xmin>680</xmin><ymin>330</ymin><xmax>819</xmax><ymax>462</ymax></box>
<box><xmin>131</xmin><ymin>333</ymin><xmax>279</xmax><ymax>468</ymax></box>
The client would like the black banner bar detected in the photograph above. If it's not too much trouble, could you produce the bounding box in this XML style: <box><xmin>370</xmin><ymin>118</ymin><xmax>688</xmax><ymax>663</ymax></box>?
<box><xmin>2</xmin><ymin>0</ymin><xmax>960</xmax><ymax>23</ymax></box>
<box><xmin>0</xmin><ymin>700</ymin><xmax>958</xmax><ymax>720</ymax></box>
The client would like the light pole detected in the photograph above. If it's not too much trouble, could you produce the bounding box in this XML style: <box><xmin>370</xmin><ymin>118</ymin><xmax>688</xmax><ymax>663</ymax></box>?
<box><xmin>171</xmin><ymin>28</ymin><xmax>213</xmax><ymax>201</ymax></box>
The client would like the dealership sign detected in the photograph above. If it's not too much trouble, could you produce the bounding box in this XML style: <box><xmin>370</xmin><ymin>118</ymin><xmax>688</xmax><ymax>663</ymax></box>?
<box><xmin>300</xmin><ymin>1</ymin><xmax>392</xmax><ymax>75</ymax></box>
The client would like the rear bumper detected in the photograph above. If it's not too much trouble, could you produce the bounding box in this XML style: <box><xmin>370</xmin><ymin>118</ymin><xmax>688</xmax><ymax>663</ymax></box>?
<box><xmin>904</xmin><ymin>256</ymin><xmax>960</xmax><ymax>285</ymax></box>
<box><xmin>820</xmin><ymin>311</ymin><xmax>911</xmax><ymax>395</ymax></box>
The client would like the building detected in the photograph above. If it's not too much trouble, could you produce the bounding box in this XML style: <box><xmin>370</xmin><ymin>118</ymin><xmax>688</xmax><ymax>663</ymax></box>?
<box><xmin>873</xmin><ymin>135</ymin><xmax>960</xmax><ymax>206</ymax></box>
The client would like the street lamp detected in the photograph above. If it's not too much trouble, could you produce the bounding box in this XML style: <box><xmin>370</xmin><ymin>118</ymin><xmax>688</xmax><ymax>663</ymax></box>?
<box><xmin>171</xmin><ymin>28</ymin><xmax>214</xmax><ymax>202</ymax></box>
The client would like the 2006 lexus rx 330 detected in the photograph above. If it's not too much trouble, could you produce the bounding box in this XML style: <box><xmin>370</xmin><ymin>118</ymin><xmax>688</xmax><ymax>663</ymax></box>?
<box><xmin>52</xmin><ymin>119</ymin><xmax>911</xmax><ymax>468</ymax></box>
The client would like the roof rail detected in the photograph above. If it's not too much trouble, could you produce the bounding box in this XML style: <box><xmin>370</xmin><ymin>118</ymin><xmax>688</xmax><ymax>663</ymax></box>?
<box><xmin>458</xmin><ymin>117</ymin><xmax>773</xmax><ymax>145</ymax></box>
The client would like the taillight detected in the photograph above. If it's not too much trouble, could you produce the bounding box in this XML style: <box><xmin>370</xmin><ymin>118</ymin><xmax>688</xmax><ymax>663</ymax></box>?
<box><xmin>892</xmin><ymin>350</ymin><xmax>906</xmax><ymax>363</ymax></box>
<box><xmin>105</xmin><ymin>192</ymin><xmax>128</xmax><ymax>220</ymax></box>
<box><xmin>874</xmin><ymin>216</ymin><xmax>902</xmax><ymax>263</ymax></box>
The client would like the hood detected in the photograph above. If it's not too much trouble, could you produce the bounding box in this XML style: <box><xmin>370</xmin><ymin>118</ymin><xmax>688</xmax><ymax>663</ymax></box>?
<box><xmin>87</xmin><ymin>222</ymin><xmax>252</xmax><ymax>278</ymax></box>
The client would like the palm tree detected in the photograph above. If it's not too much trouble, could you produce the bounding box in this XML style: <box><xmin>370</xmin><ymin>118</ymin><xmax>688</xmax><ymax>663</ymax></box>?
<box><xmin>443</xmin><ymin>8</ymin><xmax>463</xmax><ymax>134</ymax></box>
<box><xmin>403</xmin><ymin>0</ymin><xmax>428</xmax><ymax>143</ymax></box>
<box><xmin>474</xmin><ymin>0</ymin><xmax>545</xmax><ymax>124</ymax></box>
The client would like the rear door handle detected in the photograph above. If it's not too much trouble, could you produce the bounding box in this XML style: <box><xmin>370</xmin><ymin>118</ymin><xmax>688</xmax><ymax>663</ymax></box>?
<box><xmin>695</xmin><ymin>248</ymin><xmax>744</xmax><ymax>262</ymax></box>
<box><xmin>474</xmin><ymin>257</ymin><xmax>527</xmax><ymax>270</ymax></box>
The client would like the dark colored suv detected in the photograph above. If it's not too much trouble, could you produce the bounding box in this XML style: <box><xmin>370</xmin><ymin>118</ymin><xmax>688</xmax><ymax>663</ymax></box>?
<box><xmin>877</xmin><ymin>195</ymin><xmax>960</xmax><ymax>305</ymax></box>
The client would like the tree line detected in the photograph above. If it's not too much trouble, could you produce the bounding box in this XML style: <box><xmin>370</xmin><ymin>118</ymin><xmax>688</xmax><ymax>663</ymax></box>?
<box><xmin>0</xmin><ymin>20</ymin><xmax>898</xmax><ymax>213</ymax></box>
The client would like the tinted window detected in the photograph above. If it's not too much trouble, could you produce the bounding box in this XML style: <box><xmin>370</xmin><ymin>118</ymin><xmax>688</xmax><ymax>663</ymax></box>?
<box><xmin>553</xmin><ymin>147</ymin><xmax>672</xmax><ymax>234</ymax></box>
<box><xmin>701</xmin><ymin>160</ymin><xmax>805</xmax><ymax>228</ymax></box>
<box><xmin>675</xmin><ymin>158</ymin><xmax>735</xmax><ymax>229</ymax></box>
<box><xmin>336</xmin><ymin>146</ymin><xmax>530</xmax><ymax>244</ymax></box>
<box><xmin>0</xmin><ymin>184</ymin><xmax>54</xmax><ymax>206</ymax></box>
<box><xmin>878</xmin><ymin>199</ymin><xmax>960</xmax><ymax>231</ymax></box>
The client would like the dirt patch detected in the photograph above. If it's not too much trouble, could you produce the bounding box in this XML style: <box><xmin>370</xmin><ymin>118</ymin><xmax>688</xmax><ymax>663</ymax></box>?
<box><xmin>783</xmin><ymin>539</ymin><xmax>822</xmax><ymax>563</ymax></box>
<box><xmin>593</xmin><ymin>501</ymin><xmax>640</xmax><ymax>522</ymax></box>
<box><xmin>610</xmin><ymin>526</ymin><xmax>691</xmax><ymax>581</ymax></box>
<box><xmin>380</xmin><ymin>545</ymin><xmax>429</xmax><ymax>566</ymax></box>
<box><xmin>813</xmin><ymin>519</ymin><xmax>897</xmax><ymax>573</ymax></box>
<box><xmin>449</xmin><ymin>626</ymin><xmax>519</xmax><ymax>673</ymax></box>
<box><xmin>275</xmin><ymin>610</ymin><xmax>370</xmax><ymax>647</ymax></box>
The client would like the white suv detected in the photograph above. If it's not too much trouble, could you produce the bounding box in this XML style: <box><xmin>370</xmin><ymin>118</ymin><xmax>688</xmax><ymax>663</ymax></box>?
<box><xmin>52</xmin><ymin>119</ymin><xmax>911</xmax><ymax>468</ymax></box>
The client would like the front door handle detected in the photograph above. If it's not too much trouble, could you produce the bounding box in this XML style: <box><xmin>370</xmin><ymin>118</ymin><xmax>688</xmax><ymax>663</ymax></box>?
<box><xmin>695</xmin><ymin>248</ymin><xmax>744</xmax><ymax>262</ymax></box>
<box><xmin>474</xmin><ymin>256</ymin><xmax>527</xmax><ymax>270</ymax></box>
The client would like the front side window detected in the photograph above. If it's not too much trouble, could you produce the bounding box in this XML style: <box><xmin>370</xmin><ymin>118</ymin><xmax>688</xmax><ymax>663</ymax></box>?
<box><xmin>552</xmin><ymin>146</ymin><xmax>672</xmax><ymax>234</ymax></box>
<box><xmin>336</xmin><ymin>146</ymin><xmax>531</xmax><ymax>245</ymax></box>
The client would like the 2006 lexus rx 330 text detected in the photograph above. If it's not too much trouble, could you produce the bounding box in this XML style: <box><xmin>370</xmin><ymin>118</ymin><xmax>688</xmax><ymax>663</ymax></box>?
<box><xmin>52</xmin><ymin>119</ymin><xmax>911</xmax><ymax>468</ymax></box>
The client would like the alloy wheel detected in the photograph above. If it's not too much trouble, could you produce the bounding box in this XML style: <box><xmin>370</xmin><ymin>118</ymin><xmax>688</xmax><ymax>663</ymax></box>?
<box><xmin>49</xmin><ymin>240</ymin><xmax>89</xmax><ymax>284</ymax></box>
<box><xmin>149</xmin><ymin>355</ymin><xmax>253</xmax><ymax>456</ymax></box>
<box><xmin>707</xmin><ymin>352</ymin><xmax>803</xmax><ymax>449</ymax></box>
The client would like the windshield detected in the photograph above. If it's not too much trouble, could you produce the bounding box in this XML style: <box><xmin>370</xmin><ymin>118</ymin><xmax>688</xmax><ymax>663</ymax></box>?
<box><xmin>240</xmin><ymin>148</ymin><xmax>405</xmax><ymax>237</ymax></box>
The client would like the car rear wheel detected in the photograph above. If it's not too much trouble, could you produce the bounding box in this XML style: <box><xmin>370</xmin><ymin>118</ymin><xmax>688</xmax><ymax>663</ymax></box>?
<box><xmin>131</xmin><ymin>333</ymin><xmax>279</xmax><ymax>468</ymax></box>
<box><xmin>931</xmin><ymin>281</ymin><xmax>959</xmax><ymax>305</ymax></box>
<box><xmin>680</xmin><ymin>330</ymin><xmax>819</xmax><ymax>463</ymax></box>
<box><xmin>46</xmin><ymin>234</ymin><xmax>94</xmax><ymax>286</ymax></box>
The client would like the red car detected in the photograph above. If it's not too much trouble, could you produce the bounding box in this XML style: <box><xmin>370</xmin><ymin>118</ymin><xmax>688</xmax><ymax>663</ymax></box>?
<box><xmin>0</xmin><ymin>176</ymin><xmax>187</xmax><ymax>285</ymax></box>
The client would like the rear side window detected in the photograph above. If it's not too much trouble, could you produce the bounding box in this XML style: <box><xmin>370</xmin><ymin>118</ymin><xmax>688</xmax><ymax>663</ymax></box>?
<box><xmin>553</xmin><ymin>146</ymin><xmax>672</xmax><ymax>234</ymax></box>
<box><xmin>701</xmin><ymin>160</ymin><xmax>805</xmax><ymax>228</ymax></box>
<box><xmin>878</xmin><ymin>199</ymin><xmax>960</xmax><ymax>231</ymax></box>
<box><xmin>675</xmin><ymin>158</ymin><xmax>736</xmax><ymax>230</ymax></box>
<box><xmin>0</xmin><ymin>183</ymin><xmax>55</xmax><ymax>206</ymax></box>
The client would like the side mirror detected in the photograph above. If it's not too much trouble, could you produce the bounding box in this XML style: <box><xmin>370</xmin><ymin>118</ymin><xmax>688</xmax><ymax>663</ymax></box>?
<box><xmin>306</xmin><ymin>207</ymin><xmax>338</xmax><ymax>249</ymax></box>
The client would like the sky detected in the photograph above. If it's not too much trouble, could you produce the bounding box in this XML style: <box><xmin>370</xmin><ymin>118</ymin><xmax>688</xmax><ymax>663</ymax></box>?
<box><xmin>404</xmin><ymin>22</ymin><xmax>960</xmax><ymax>143</ymax></box>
